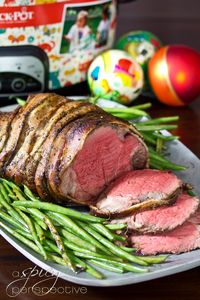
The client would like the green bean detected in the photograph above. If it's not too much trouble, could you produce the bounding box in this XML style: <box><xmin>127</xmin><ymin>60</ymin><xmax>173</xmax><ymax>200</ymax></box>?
<box><xmin>88</xmin><ymin>96</ymin><xmax>100</xmax><ymax>105</ymax></box>
<box><xmin>44</xmin><ymin>239</ymin><xmax>62</xmax><ymax>255</ymax></box>
<box><xmin>11</xmin><ymin>200</ymin><xmax>74</xmax><ymax>270</ymax></box>
<box><xmin>112</xmin><ymin>233</ymin><xmax>126</xmax><ymax>242</ymax></box>
<box><xmin>187</xmin><ymin>190</ymin><xmax>196</xmax><ymax>197</ymax></box>
<box><xmin>16</xmin><ymin>98</ymin><xmax>26</xmax><ymax>106</ymax></box>
<box><xmin>47</xmin><ymin>230</ymin><xmax>122</xmax><ymax>262</ymax></box>
<box><xmin>0</xmin><ymin>190</ymin><xmax>27</xmax><ymax>228</ymax></box>
<box><xmin>58</xmin><ymin>238</ymin><xmax>95</xmax><ymax>256</ymax></box>
<box><xmin>103</xmin><ymin>107</ymin><xmax>148</xmax><ymax>117</ymax></box>
<box><xmin>48</xmin><ymin>252</ymin><xmax>84</xmax><ymax>270</ymax></box>
<box><xmin>0</xmin><ymin>221</ymin><xmax>41</xmax><ymax>254</ymax></box>
<box><xmin>58</xmin><ymin>228</ymin><xmax>97</xmax><ymax>252</ymax></box>
<box><xmin>44</xmin><ymin>216</ymin><xmax>76</xmax><ymax>271</ymax></box>
<box><xmin>69</xmin><ymin>254</ymin><xmax>104</xmax><ymax>278</ymax></box>
<box><xmin>149</xmin><ymin>160</ymin><xmax>164</xmax><ymax>170</ymax></box>
<box><xmin>77</xmin><ymin>221</ymin><xmax>147</xmax><ymax>266</ymax></box>
<box><xmin>45</xmin><ymin>240</ymin><xmax>85</xmax><ymax>270</ymax></box>
<box><xmin>1</xmin><ymin>182</ymin><xmax>47</xmax><ymax>229</ymax></box>
<box><xmin>48</xmin><ymin>253</ymin><xmax>85</xmax><ymax>272</ymax></box>
<box><xmin>1</xmin><ymin>181</ymin><xmax>16</xmax><ymax>198</ymax></box>
<box><xmin>149</xmin><ymin>151</ymin><xmax>186</xmax><ymax>170</ymax></box>
<box><xmin>90</xmin><ymin>223</ymin><xmax>114</xmax><ymax>241</ymax></box>
<box><xmin>35</xmin><ymin>223</ymin><xmax>45</xmax><ymax>241</ymax></box>
<box><xmin>112</xmin><ymin>112</ymin><xmax>138</xmax><ymax>120</ymax></box>
<box><xmin>72</xmin><ymin>251</ymin><xmax>122</xmax><ymax>263</ymax></box>
<box><xmin>23</xmin><ymin>185</ymin><xmax>40</xmax><ymax>201</ymax></box>
<box><xmin>16</xmin><ymin>229</ymin><xmax>33</xmax><ymax>240</ymax></box>
<box><xmin>9</xmin><ymin>187</ymin><xmax>48</xmax><ymax>229</ymax></box>
<box><xmin>120</xmin><ymin>246</ymin><xmax>136</xmax><ymax>253</ymax></box>
<box><xmin>47</xmin><ymin>212</ymin><xmax>111</xmax><ymax>254</ymax></box>
<box><xmin>84</xmin><ymin>263</ymin><xmax>104</xmax><ymax>279</ymax></box>
<box><xmin>140</xmin><ymin>116</ymin><xmax>179</xmax><ymax>125</ymax></box>
<box><xmin>0</xmin><ymin>210</ymin><xmax>28</xmax><ymax>231</ymax></box>
<box><xmin>47</xmin><ymin>254</ymin><xmax>66</xmax><ymax>266</ymax></box>
<box><xmin>14</xmin><ymin>206</ymin><xmax>48</xmax><ymax>229</ymax></box>
<box><xmin>0</xmin><ymin>183</ymin><xmax>11</xmax><ymax>203</ymax></box>
<box><xmin>138</xmin><ymin>255</ymin><xmax>168</xmax><ymax>265</ymax></box>
<box><xmin>131</xmin><ymin>103</ymin><xmax>152</xmax><ymax>110</ymax></box>
<box><xmin>136</xmin><ymin>124</ymin><xmax>178</xmax><ymax>132</ymax></box>
<box><xmin>16</xmin><ymin>208</ymin><xmax>47</xmax><ymax>260</ymax></box>
<box><xmin>153</xmin><ymin>132</ymin><xmax>180</xmax><ymax>141</ymax></box>
<box><xmin>142</xmin><ymin>132</ymin><xmax>157</xmax><ymax>145</ymax></box>
<box><xmin>105</xmin><ymin>223</ymin><xmax>127</xmax><ymax>230</ymax></box>
<box><xmin>13</xmin><ymin>200</ymin><xmax>106</xmax><ymax>223</ymax></box>
<box><xmin>46</xmin><ymin>240</ymin><xmax>103</xmax><ymax>279</ymax></box>
<box><xmin>1</xmin><ymin>179</ymin><xmax>22</xmax><ymax>192</ymax></box>
<box><xmin>31</xmin><ymin>215</ymin><xmax>48</xmax><ymax>230</ymax></box>
<box><xmin>156</xmin><ymin>138</ymin><xmax>164</xmax><ymax>154</ymax></box>
<box><xmin>89</xmin><ymin>259</ymin><xmax>124</xmax><ymax>274</ymax></box>
<box><xmin>100</xmin><ymin>259</ymin><xmax>148</xmax><ymax>273</ymax></box>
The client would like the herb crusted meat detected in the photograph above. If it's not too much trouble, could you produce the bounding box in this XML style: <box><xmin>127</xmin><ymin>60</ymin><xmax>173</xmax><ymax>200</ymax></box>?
<box><xmin>0</xmin><ymin>93</ymin><xmax>148</xmax><ymax>204</ymax></box>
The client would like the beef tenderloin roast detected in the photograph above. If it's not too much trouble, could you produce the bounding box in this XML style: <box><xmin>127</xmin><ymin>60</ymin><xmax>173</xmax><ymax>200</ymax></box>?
<box><xmin>0</xmin><ymin>93</ymin><xmax>148</xmax><ymax>205</ymax></box>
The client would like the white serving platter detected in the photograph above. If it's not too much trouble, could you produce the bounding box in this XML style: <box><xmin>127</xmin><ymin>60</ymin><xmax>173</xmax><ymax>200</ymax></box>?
<box><xmin>0</xmin><ymin>98</ymin><xmax>200</xmax><ymax>287</ymax></box>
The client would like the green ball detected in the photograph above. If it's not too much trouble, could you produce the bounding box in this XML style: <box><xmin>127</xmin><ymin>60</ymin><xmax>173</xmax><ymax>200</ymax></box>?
<box><xmin>116</xmin><ymin>31</ymin><xmax>162</xmax><ymax>75</ymax></box>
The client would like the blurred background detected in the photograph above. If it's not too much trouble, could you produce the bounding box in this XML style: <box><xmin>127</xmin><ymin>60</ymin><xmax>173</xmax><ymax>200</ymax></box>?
<box><xmin>118</xmin><ymin>0</ymin><xmax>200</xmax><ymax>50</ymax></box>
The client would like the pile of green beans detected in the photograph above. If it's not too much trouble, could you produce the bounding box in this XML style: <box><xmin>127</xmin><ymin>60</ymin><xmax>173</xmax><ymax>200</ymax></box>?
<box><xmin>0</xmin><ymin>179</ymin><xmax>167</xmax><ymax>279</ymax></box>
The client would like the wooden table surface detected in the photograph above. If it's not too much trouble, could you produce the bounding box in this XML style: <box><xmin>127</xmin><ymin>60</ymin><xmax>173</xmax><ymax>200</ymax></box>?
<box><xmin>0</xmin><ymin>96</ymin><xmax>200</xmax><ymax>300</ymax></box>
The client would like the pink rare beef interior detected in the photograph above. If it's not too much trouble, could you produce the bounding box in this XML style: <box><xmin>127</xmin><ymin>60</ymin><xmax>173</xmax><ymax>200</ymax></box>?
<box><xmin>112</xmin><ymin>193</ymin><xmax>199</xmax><ymax>233</ymax></box>
<box><xmin>130</xmin><ymin>211</ymin><xmax>200</xmax><ymax>255</ymax></box>
<box><xmin>60</xmin><ymin>126</ymin><xmax>147</xmax><ymax>203</ymax></box>
<box><xmin>96</xmin><ymin>169</ymin><xmax>182</xmax><ymax>213</ymax></box>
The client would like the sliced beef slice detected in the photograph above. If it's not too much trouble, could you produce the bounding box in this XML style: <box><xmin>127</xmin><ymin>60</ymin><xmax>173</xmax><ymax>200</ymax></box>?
<box><xmin>47</xmin><ymin>112</ymin><xmax>148</xmax><ymax>205</ymax></box>
<box><xmin>92</xmin><ymin>169</ymin><xmax>182</xmax><ymax>217</ymax></box>
<box><xmin>130</xmin><ymin>210</ymin><xmax>200</xmax><ymax>255</ymax></box>
<box><xmin>111</xmin><ymin>193</ymin><xmax>199</xmax><ymax>233</ymax></box>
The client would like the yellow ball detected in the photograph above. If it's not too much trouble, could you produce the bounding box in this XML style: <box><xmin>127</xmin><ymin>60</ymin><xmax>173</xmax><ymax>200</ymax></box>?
<box><xmin>88</xmin><ymin>49</ymin><xmax>144</xmax><ymax>104</ymax></box>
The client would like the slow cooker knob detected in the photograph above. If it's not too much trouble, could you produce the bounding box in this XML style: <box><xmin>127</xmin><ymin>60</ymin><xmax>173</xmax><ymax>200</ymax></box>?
<box><xmin>11</xmin><ymin>78</ymin><xmax>26</xmax><ymax>93</ymax></box>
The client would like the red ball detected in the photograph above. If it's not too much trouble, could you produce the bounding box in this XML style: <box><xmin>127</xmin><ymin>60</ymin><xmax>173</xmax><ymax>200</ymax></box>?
<box><xmin>149</xmin><ymin>45</ymin><xmax>200</xmax><ymax>106</ymax></box>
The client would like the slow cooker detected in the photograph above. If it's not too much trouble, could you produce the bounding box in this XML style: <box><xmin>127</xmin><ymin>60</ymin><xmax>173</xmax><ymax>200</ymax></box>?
<box><xmin>0</xmin><ymin>0</ymin><xmax>135</xmax><ymax>98</ymax></box>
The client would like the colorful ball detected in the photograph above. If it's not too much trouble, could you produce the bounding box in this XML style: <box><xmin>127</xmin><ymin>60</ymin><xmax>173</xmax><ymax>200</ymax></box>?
<box><xmin>149</xmin><ymin>45</ymin><xmax>200</xmax><ymax>106</ymax></box>
<box><xmin>87</xmin><ymin>49</ymin><xmax>144</xmax><ymax>104</ymax></box>
<box><xmin>115</xmin><ymin>31</ymin><xmax>162</xmax><ymax>73</ymax></box>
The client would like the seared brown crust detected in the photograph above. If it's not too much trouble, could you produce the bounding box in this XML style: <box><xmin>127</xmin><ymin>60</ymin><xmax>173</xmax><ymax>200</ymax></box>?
<box><xmin>34</xmin><ymin>104</ymin><xmax>103</xmax><ymax>199</ymax></box>
<box><xmin>0</xmin><ymin>93</ymin><xmax>149</xmax><ymax>205</ymax></box>
<box><xmin>23</xmin><ymin>100</ymin><xmax>86</xmax><ymax>190</ymax></box>
<box><xmin>0</xmin><ymin>94</ymin><xmax>57</xmax><ymax>175</ymax></box>
<box><xmin>90</xmin><ymin>187</ymin><xmax>182</xmax><ymax>218</ymax></box>
<box><xmin>23</xmin><ymin>98</ymin><xmax>72</xmax><ymax>186</ymax></box>
<box><xmin>0</xmin><ymin>112</ymin><xmax>13</xmax><ymax>152</ymax></box>
<box><xmin>0</xmin><ymin>107</ymin><xmax>21</xmax><ymax>176</ymax></box>
<box><xmin>5</xmin><ymin>94</ymin><xmax>69</xmax><ymax>183</ymax></box>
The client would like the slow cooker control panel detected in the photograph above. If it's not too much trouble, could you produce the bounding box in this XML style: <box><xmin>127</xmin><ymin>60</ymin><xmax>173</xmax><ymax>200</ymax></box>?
<box><xmin>0</xmin><ymin>56</ymin><xmax>46</xmax><ymax>96</ymax></box>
